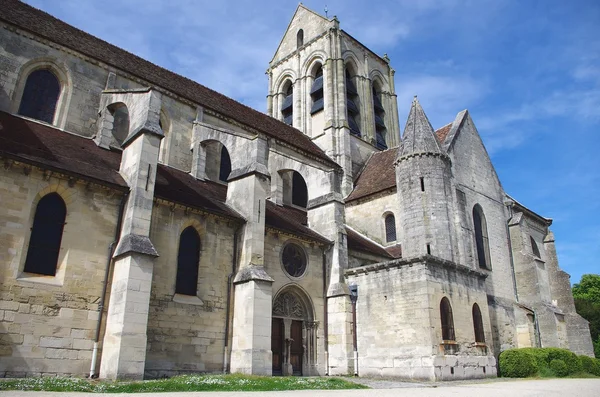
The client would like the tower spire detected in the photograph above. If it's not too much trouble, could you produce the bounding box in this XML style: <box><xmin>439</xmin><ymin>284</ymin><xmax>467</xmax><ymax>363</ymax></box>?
<box><xmin>398</xmin><ymin>96</ymin><xmax>442</xmax><ymax>158</ymax></box>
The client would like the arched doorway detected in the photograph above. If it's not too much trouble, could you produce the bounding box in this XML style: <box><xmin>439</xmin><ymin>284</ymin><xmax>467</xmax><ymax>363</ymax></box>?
<box><xmin>271</xmin><ymin>287</ymin><xmax>316</xmax><ymax>376</ymax></box>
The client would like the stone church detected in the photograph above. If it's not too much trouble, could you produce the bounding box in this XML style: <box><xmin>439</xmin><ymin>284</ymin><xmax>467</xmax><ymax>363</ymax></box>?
<box><xmin>0</xmin><ymin>0</ymin><xmax>594</xmax><ymax>381</ymax></box>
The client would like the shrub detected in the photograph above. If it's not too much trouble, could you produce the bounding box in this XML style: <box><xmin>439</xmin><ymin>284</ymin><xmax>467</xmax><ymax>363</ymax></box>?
<box><xmin>499</xmin><ymin>349</ymin><xmax>538</xmax><ymax>377</ymax></box>
<box><xmin>519</xmin><ymin>347</ymin><xmax>549</xmax><ymax>369</ymax></box>
<box><xmin>579</xmin><ymin>355</ymin><xmax>600</xmax><ymax>376</ymax></box>
<box><xmin>549</xmin><ymin>359</ymin><xmax>568</xmax><ymax>377</ymax></box>
<box><xmin>545</xmin><ymin>348</ymin><xmax>582</xmax><ymax>374</ymax></box>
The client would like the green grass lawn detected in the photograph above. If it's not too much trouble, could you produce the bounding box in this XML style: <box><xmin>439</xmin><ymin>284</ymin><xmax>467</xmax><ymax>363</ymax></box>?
<box><xmin>0</xmin><ymin>373</ymin><xmax>368</xmax><ymax>393</ymax></box>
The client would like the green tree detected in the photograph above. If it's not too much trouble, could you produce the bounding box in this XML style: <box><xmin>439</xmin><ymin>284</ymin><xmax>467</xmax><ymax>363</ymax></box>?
<box><xmin>572</xmin><ymin>274</ymin><xmax>600</xmax><ymax>358</ymax></box>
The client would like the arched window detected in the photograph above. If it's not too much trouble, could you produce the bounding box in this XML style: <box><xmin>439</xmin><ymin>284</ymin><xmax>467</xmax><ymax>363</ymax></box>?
<box><xmin>219</xmin><ymin>146</ymin><xmax>232</xmax><ymax>182</ymax></box>
<box><xmin>345</xmin><ymin>68</ymin><xmax>361</xmax><ymax>136</ymax></box>
<box><xmin>310</xmin><ymin>65</ymin><xmax>324</xmax><ymax>114</ymax></box>
<box><xmin>473</xmin><ymin>204</ymin><xmax>491</xmax><ymax>269</ymax></box>
<box><xmin>372</xmin><ymin>85</ymin><xmax>387</xmax><ymax>149</ymax></box>
<box><xmin>440</xmin><ymin>297</ymin><xmax>455</xmax><ymax>341</ymax></box>
<box><xmin>18</xmin><ymin>69</ymin><xmax>61</xmax><ymax>124</ymax></box>
<box><xmin>281</xmin><ymin>82</ymin><xmax>293</xmax><ymax>125</ymax></box>
<box><xmin>472</xmin><ymin>303</ymin><xmax>485</xmax><ymax>343</ymax></box>
<box><xmin>385</xmin><ymin>214</ymin><xmax>396</xmax><ymax>243</ymax></box>
<box><xmin>292</xmin><ymin>171</ymin><xmax>308</xmax><ymax>208</ymax></box>
<box><xmin>530</xmin><ymin>236</ymin><xmax>541</xmax><ymax>258</ymax></box>
<box><xmin>24</xmin><ymin>193</ymin><xmax>67</xmax><ymax>276</ymax></box>
<box><xmin>297</xmin><ymin>29</ymin><xmax>304</xmax><ymax>48</ymax></box>
<box><xmin>109</xmin><ymin>103</ymin><xmax>130</xmax><ymax>146</ymax></box>
<box><xmin>176</xmin><ymin>227</ymin><xmax>201</xmax><ymax>296</ymax></box>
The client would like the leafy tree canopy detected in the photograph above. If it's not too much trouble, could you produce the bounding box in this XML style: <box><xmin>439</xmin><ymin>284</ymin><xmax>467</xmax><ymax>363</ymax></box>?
<box><xmin>572</xmin><ymin>274</ymin><xmax>600</xmax><ymax>305</ymax></box>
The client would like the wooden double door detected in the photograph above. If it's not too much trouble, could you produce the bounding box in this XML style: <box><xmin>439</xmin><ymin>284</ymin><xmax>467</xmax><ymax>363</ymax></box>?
<box><xmin>272</xmin><ymin>318</ymin><xmax>303</xmax><ymax>376</ymax></box>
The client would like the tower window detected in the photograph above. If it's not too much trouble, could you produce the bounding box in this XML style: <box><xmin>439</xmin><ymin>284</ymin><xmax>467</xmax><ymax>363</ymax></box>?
<box><xmin>530</xmin><ymin>236</ymin><xmax>541</xmax><ymax>258</ymax></box>
<box><xmin>472</xmin><ymin>303</ymin><xmax>485</xmax><ymax>343</ymax></box>
<box><xmin>176</xmin><ymin>227</ymin><xmax>201</xmax><ymax>296</ymax></box>
<box><xmin>297</xmin><ymin>29</ymin><xmax>304</xmax><ymax>48</ymax></box>
<box><xmin>310</xmin><ymin>66</ymin><xmax>324</xmax><ymax>114</ymax></box>
<box><xmin>345</xmin><ymin>68</ymin><xmax>361</xmax><ymax>137</ymax></box>
<box><xmin>385</xmin><ymin>214</ymin><xmax>396</xmax><ymax>243</ymax></box>
<box><xmin>440</xmin><ymin>297</ymin><xmax>455</xmax><ymax>341</ymax></box>
<box><xmin>281</xmin><ymin>83</ymin><xmax>293</xmax><ymax>125</ymax></box>
<box><xmin>373</xmin><ymin>85</ymin><xmax>387</xmax><ymax>149</ymax></box>
<box><xmin>24</xmin><ymin>193</ymin><xmax>67</xmax><ymax>276</ymax></box>
<box><xmin>473</xmin><ymin>204</ymin><xmax>491</xmax><ymax>269</ymax></box>
<box><xmin>18</xmin><ymin>69</ymin><xmax>61</xmax><ymax>124</ymax></box>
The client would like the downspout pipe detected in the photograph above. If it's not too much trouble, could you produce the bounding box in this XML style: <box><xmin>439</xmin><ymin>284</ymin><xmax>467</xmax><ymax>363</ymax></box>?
<box><xmin>223</xmin><ymin>225</ymin><xmax>241</xmax><ymax>373</ymax></box>
<box><xmin>322</xmin><ymin>246</ymin><xmax>331</xmax><ymax>375</ymax></box>
<box><xmin>90</xmin><ymin>191</ymin><xmax>129</xmax><ymax>378</ymax></box>
<box><xmin>349</xmin><ymin>284</ymin><xmax>358</xmax><ymax>376</ymax></box>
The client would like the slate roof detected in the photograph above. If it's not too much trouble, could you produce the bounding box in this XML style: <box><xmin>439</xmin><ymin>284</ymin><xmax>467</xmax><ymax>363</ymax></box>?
<box><xmin>0</xmin><ymin>111</ymin><xmax>331</xmax><ymax>242</ymax></box>
<box><xmin>346</xmin><ymin>147</ymin><xmax>398</xmax><ymax>202</ymax></box>
<box><xmin>0</xmin><ymin>0</ymin><xmax>339</xmax><ymax>169</ymax></box>
<box><xmin>346</xmin><ymin>227</ymin><xmax>396</xmax><ymax>259</ymax></box>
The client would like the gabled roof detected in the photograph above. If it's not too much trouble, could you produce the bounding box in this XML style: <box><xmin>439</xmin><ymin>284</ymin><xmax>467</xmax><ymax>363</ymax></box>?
<box><xmin>346</xmin><ymin>147</ymin><xmax>398</xmax><ymax>202</ymax></box>
<box><xmin>265</xmin><ymin>202</ymin><xmax>330</xmax><ymax>244</ymax></box>
<box><xmin>398</xmin><ymin>97</ymin><xmax>443</xmax><ymax>158</ymax></box>
<box><xmin>435</xmin><ymin>123</ymin><xmax>452</xmax><ymax>144</ymax></box>
<box><xmin>0</xmin><ymin>0</ymin><xmax>339</xmax><ymax>169</ymax></box>
<box><xmin>346</xmin><ymin>227</ymin><xmax>393</xmax><ymax>259</ymax></box>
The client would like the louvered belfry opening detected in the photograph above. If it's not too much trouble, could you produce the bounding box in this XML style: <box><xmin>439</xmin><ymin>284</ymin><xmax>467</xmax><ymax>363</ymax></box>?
<box><xmin>281</xmin><ymin>83</ymin><xmax>293</xmax><ymax>126</ymax></box>
<box><xmin>24</xmin><ymin>193</ymin><xmax>67</xmax><ymax>276</ymax></box>
<box><xmin>373</xmin><ymin>85</ymin><xmax>387</xmax><ymax>149</ymax></box>
<box><xmin>345</xmin><ymin>69</ymin><xmax>361</xmax><ymax>137</ymax></box>
<box><xmin>310</xmin><ymin>66</ymin><xmax>324</xmax><ymax>114</ymax></box>
<box><xmin>175</xmin><ymin>227</ymin><xmax>201</xmax><ymax>296</ymax></box>
<box><xmin>18</xmin><ymin>69</ymin><xmax>60</xmax><ymax>124</ymax></box>
<box><xmin>440</xmin><ymin>297</ymin><xmax>455</xmax><ymax>341</ymax></box>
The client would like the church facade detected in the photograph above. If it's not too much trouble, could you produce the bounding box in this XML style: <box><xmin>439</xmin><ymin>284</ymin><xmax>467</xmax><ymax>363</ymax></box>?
<box><xmin>0</xmin><ymin>1</ymin><xmax>594</xmax><ymax>381</ymax></box>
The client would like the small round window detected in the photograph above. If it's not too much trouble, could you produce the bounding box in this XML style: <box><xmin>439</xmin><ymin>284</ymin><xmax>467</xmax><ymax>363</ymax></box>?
<box><xmin>282</xmin><ymin>243</ymin><xmax>307</xmax><ymax>278</ymax></box>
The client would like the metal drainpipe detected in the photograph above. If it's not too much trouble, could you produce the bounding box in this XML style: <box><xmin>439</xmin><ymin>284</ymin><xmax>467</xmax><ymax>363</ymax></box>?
<box><xmin>223</xmin><ymin>225</ymin><xmax>241</xmax><ymax>373</ymax></box>
<box><xmin>322</xmin><ymin>246</ymin><xmax>331</xmax><ymax>375</ymax></box>
<box><xmin>505</xmin><ymin>200</ymin><xmax>519</xmax><ymax>302</ymax></box>
<box><xmin>89</xmin><ymin>191</ymin><xmax>129</xmax><ymax>378</ymax></box>
<box><xmin>349</xmin><ymin>284</ymin><xmax>358</xmax><ymax>376</ymax></box>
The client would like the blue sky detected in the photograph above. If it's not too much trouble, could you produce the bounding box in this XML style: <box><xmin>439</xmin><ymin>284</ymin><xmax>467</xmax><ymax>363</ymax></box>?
<box><xmin>25</xmin><ymin>0</ymin><xmax>599</xmax><ymax>284</ymax></box>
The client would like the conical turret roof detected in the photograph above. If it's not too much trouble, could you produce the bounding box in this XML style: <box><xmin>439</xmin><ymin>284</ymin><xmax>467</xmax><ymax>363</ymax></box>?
<box><xmin>398</xmin><ymin>96</ymin><xmax>443</xmax><ymax>158</ymax></box>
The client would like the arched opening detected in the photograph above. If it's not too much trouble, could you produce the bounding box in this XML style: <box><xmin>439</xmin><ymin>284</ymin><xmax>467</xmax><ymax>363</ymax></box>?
<box><xmin>107</xmin><ymin>103</ymin><xmax>130</xmax><ymax>147</ymax></box>
<box><xmin>472</xmin><ymin>303</ymin><xmax>485</xmax><ymax>343</ymax></box>
<box><xmin>530</xmin><ymin>236</ymin><xmax>541</xmax><ymax>258</ymax></box>
<box><xmin>440</xmin><ymin>297</ymin><xmax>455</xmax><ymax>341</ymax></box>
<box><xmin>24</xmin><ymin>193</ymin><xmax>67</xmax><ymax>276</ymax></box>
<box><xmin>385</xmin><ymin>213</ymin><xmax>396</xmax><ymax>243</ymax></box>
<box><xmin>175</xmin><ymin>226</ymin><xmax>201</xmax><ymax>296</ymax></box>
<box><xmin>281</xmin><ymin>81</ymin><xmax>294</xmax><ymax>126</ymax></box>
<box><xmin>345</xmin><ymin>67</ymin><xmax>361</xmax><ymax>136</ymax></box>
<box><xmin>291</xmin><ymin>171</ymin><xmax>308</xmax><ymax>208</ymax></box>
<box><xmin>296</xmin><ymin>29</ymin><xmax>304</xmax><ymax>48</ymax></box>
<box><xmin>372</xmin><ymin>83</ymin><xmax>387</xmax><ymax>149</ymax></box>
<box><xmin>158</xmin><ymin>110</ymin><xmax>170</xmax><ymax>164</ymax></box>
<box><xmin>310</xmin><ymin>64</ymin><xmax>324</xmax><ymax>114</ymax></box>
<box><xmin>18</xmin><ymin>69</ymin><xmax>61</xmax><ymax>124</ymax></box>
<box><xmin>272</xmin><ymin>286</ymin><xmax>315</xmax><ymax>376</ymax></box>
<box><xmin>219</xmin><ymin>146</ymin><xmax>232</xmax><ymax>182</ymax></box>
<box><xmin>473</xmin><ymin>204</ymin><xmax>491</xmax><ymax>269</ymax></box>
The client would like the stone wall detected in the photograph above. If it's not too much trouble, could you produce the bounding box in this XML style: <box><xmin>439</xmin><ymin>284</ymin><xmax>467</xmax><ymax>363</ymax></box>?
<box><xmin>0</xmin><ymin>165</ymin><xmax>122</xmax><ymax>377</ymax></box>
<box><xmin>346</xmin><ymin>191</ymin><xmax>400</xmax><ymax>246</ymax></box>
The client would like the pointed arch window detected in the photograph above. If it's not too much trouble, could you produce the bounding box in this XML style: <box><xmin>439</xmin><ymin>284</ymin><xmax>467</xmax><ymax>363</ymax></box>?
<box><xmin>530</xmin><ymin>236</ymin><xmax>541</xmax><ymax>258</ymax></box>
<box><xmin>385</xmin><ymin>214</ymin><xmax>396</xmax><ymax>243</ymax></box>
<box><xmin>372</xmin><ymin>85</ymin><xmax>387</xmax><ymax>149</ymax></box>
<box><xmin>219</xmin><ymin>146</ymin><xmax>231</xmax><ymax>182</ymax></box>
<box><xmin>18</xmin><ymin>69</ymin><xmax>61</xmax><ymax>124</ymax></box>
<box><xmin>473</xmin><ymin>204</ymin><xmax>491</xmax><ymax>269</ymax></box>
<box><xmin>24</xmin><ymin>193</ymin><xmax>67</xmax><ymax>276</ymax></box>
<box><xmin>472</xmin><ymin>303</ymin><xmax>485</xmax><ymax>343</ymax></box>
<box><xmin>310</xmin><ymin>65</ymin><xmax>324</xmax><ymax>114</ymax></box>
<box><xmin>345</xmin><ymin>69</ymin><xmax>361</xmax><ymax>137</ymax></box>
<box><xmin>440</xmin><ymin>297</ymin><xmax>455</xmax><ymax>341</ymax></box>
<box><xmin>281</xmin><ymin>83</ymin><xmax>293</xmax><ymax>125</ymax></box>
<box><xmin>176</xmin><ymin>227</ymin><xmax>201</xmax><ymax>296</ymax></box>
<box><xmin>297</xmin><ymin>29</ymin><xmax>304</xmax><ymax>48</ymax></box>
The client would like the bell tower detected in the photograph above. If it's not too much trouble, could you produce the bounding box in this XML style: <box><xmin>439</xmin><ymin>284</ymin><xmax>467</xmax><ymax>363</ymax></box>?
<box><xmin>267</xmin><ymin>4</ymin><xmax>400</xmax><ymax>197</ymax></box>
